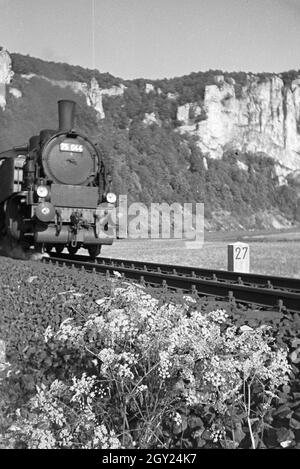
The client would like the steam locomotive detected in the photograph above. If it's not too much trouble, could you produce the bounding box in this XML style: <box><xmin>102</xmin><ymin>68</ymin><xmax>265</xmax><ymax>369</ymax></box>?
<box><xmin>0</xmin><ymin>100</ymin><xmax>116</xmax><ymax>258</ymax></box>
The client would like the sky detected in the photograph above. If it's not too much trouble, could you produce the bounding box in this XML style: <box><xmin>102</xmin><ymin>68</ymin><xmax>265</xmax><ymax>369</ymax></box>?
<box><xmin>1</xmin><ymin>0</ymin><xmax>300</xmax><ymax>80</ymax></box>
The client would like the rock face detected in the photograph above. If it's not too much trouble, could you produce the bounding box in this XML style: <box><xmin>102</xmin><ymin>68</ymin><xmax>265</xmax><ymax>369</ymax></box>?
<box><xmin>0</xmin><ymin>49</ymin><xmax>126</xmax><ymax>119</ymax></box>
<box><xmin>143</xmin><ymin>112</ymin><xmax>161</xmax><ymax>126</ymax></box>
<box><xmin>177</xmin><ymin>75</ymin><xmax>300</xmax><ymax>171</ymax></box>
<box><xmin>21</xmin><ymin>73</ymin><xmax>126</xmax><ymax>119</ymax></box>
<box><xmin>2</xmin><ymin>48</ymin><xmax>300</xmax><ymax>173</ymax></box>
<box><xmin>145</xmin><ymin>83</ymin><xmax>162</xmax><ymax>95</ymax></box>
<box><xmin>145</xmin><ymin>83</ymin><xmax>155</xmax><ymax>93</ymax></box>
<box><xmin>8</xmin><ymin>87</ymin><xmax>22</xmax><ymax>99</ymax></box>
<box><xmin>0</xmin><ymin>47</ymin><xmax>14</xmax><ymax>110</ymax></box>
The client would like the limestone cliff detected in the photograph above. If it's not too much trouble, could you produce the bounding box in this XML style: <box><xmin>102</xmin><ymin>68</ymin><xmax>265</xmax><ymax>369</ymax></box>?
<box><xmin>1</xmin><ymin>47</ymin><xmax>122</xmax><ymax>116</ymax></box>
<box><xmin>21</xmin><ymin>73</ymin><xmax>126</xmax><ymax>119</ymax></box>
<box><xmin>0</xmin><ymin>47</ymin><xmax>14</xmax><ymax>109</ymax></box>
<box><xmin>177</xmin><ymin>74</ymin><xmax>300</xmax><ymax>172</ymax></box>
<box><xmin>2</xmin><ymin>48</ymin><xmax>300</xmax><ymax>181</ymax></box>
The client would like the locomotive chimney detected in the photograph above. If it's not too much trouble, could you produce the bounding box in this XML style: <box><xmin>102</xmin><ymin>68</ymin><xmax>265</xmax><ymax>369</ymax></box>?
<box><xmin>58</xmin><ymin>100</ymin><xmax>76</xmax><ymax>132</ymax></box>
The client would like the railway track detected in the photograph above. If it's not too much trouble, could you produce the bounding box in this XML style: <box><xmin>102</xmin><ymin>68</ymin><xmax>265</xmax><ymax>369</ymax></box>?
<box><xmin>43</xmin><ymin>253</ymin><xmax>300</xmax><ymax>313</ymax></box>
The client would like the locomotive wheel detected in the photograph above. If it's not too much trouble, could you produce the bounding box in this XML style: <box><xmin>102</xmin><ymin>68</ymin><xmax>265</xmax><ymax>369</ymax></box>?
<box><xmin>21</xmin><ymin>240</ymin><xmax>31</xmax><ymax>251</ymax></box>
<box><xmin>88</xmin><ymin>245</ymin><xmax>101</xmax><ymax>260</ymax></box>
<box><xmin>5</xmin><ymin>197</ymin><xmax>21</xmax><ymax>240</ymax></box>
<box><xmin>45</xmin><ymin>245</ymin><xmax>53</xmax><ymax>253</ymax></box>
<box><xmin>68</xmin><ymin>245</ymin><xmax>79</xmax><ymax>256</ymax></box>
<box><xmin>55</xmin><ymin>245</ymin><xmax>64</xmax><ymax>254</ymax></box>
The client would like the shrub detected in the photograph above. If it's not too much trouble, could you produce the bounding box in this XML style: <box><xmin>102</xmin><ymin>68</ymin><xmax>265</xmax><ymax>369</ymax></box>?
<box><xmin>3</xmin><ymin>281</ymin><xmax>291</xmax><ymax>449</ymax></box>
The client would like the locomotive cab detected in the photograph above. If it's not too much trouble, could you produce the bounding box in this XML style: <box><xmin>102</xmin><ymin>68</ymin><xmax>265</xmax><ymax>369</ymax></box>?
<box><xmin>0</xmin><ymin>100</ymin><xmax>116</xmax><ymax>258</ymax></box>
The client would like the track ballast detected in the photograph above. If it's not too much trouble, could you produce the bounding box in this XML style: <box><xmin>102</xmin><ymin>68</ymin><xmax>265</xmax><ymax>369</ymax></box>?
<box><xmin>43</xmin><ymin>253</ymin><xmax>300</xmax><ymax>313</ymax></box>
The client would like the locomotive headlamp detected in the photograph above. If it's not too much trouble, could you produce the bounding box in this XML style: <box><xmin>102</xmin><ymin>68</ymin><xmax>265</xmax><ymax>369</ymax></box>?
<box><xmin>35</xmin><ymin>202</ymin><xmax>55</xmax><ymax>222</ymax></box>
<box><xmin>106</xmin><ymin>192</ymin><xmax>117</xmax><ymax>204</ymax></box>
<box><xmin>36</xmin><ymin>185</ymin><xmax>49</xmax><ymax>198</ymax></box>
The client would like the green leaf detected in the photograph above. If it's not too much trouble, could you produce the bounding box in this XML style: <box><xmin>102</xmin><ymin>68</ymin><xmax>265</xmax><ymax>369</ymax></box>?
<box><xmin>232</xmin><ymin>423</ymin><xmax>246</xmax><ymax>444</ymax></box>
<box><xmin>276</xmin><ymin>427</ymin><xmax>295</xmax><ymax>443</ymax></box>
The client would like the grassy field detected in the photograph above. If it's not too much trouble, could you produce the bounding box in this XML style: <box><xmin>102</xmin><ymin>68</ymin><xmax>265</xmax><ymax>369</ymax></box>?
<box><xmin>97</xmin><ymin>228</ymin><xmax>300</xmax><ymax>278</ymax></box>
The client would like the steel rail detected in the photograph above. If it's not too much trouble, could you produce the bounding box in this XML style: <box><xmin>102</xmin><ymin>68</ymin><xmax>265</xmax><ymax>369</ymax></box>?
<box><xmin>44</xmin><ymin>253</ymin><xmax>300</xmax><ymax>312</ymax></box>
<box><xmin>47</xmin><ymin>252</ymin><xmax>300</xmax><ymax>292</ymax></box>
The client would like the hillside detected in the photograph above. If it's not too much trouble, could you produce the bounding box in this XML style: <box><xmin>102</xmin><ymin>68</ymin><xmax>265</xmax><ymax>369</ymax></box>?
<box><xmin>1</xmin><ymin>48</ymin><xmax>300</xmax><ymax>230</ymax></box>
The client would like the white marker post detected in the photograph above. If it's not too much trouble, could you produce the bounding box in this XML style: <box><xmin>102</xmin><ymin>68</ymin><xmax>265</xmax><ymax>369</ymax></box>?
<box><xmin>0</xmin><ymin>339</ymin><xmax>5</xmax><ymax>364</ymax></box>
<box><xmin>227</xmin><ymin>242</ymin><xmax>250</xmax><ymax>273</ymax></box>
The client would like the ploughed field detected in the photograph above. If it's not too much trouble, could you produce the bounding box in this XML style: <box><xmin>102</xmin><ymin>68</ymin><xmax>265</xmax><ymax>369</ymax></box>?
<box><xmin>0</xmin><ymin>253</ymin><xmax>300</xmax><ymax>449</ymax></box>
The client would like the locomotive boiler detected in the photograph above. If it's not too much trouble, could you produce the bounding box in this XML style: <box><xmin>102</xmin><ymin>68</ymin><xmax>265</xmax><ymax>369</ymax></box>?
<box><xmin>0</xmin><ymin>100</ymin><xmax>116</xmax><ymax>258</ymax></box>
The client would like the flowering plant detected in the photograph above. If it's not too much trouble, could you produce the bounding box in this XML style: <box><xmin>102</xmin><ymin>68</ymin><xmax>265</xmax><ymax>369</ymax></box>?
<box><xmin>5</xmin><ymin>281</ymin><xmax>291</xmax><ymax>449</ymax></box>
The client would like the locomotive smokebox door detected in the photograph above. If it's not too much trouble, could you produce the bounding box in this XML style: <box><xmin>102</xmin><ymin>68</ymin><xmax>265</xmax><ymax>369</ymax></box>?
<box><xmin>42</xmin><ymin>136</ymin><xmax>98</xmax><ymax>186</ymax></box>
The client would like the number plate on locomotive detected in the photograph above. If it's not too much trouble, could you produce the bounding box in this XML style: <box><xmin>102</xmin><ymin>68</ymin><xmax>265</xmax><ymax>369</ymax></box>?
<box><xmin>59</xmin><ymin>142</ymin><xmax>83</xmax><ymax>153</ymax></box>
